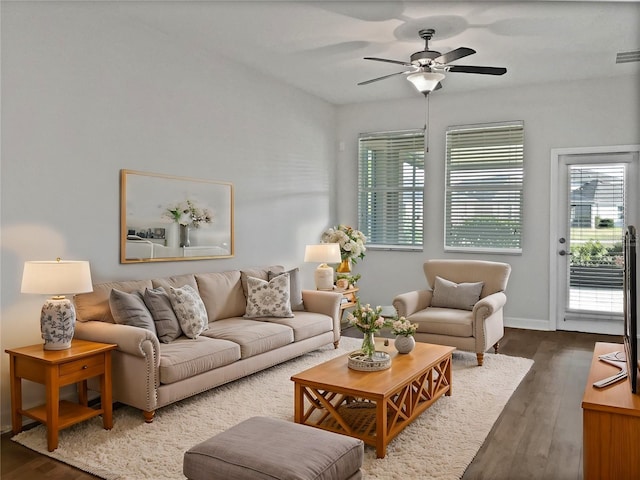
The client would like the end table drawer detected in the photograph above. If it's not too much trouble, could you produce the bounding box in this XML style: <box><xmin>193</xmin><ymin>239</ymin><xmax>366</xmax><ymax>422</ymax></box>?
<box><xmin>59</xmin><ymin>355</ymin><xmax>105</xmax><ymax>382</ymax></box>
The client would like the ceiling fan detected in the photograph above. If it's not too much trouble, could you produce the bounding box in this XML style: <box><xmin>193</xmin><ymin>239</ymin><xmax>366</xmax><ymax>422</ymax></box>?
<box><xmin>358</xmin><ymin>28</ymin><xmax>507</xmax><ymax>95</ymax></box>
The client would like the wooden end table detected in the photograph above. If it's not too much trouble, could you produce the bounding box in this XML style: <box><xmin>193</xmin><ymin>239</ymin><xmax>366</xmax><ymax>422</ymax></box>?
<box><xmin>338</xmin><ymin>286</ymin><xmax>359</xmax><ymax>323</ymax></box>
<box><xmin>6</xmin><ymin>339</ymin><xmax>117</xmax><ymax>451</ymax></box>
<box><xmin>291</xmin><ymin>340</ymin><xmax>454</xmax><ymax>458</ymax></box>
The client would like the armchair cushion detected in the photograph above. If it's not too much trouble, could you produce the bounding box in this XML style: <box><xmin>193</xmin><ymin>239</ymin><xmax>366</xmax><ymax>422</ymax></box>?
<box><xmin>431</xmin><ymin>276</ymin><xmax>484</xmax><ymax>311</ymax></box>
<box><xmin>409</xmin><ymin>307</ymin><xmax>473</xmax><ymax>337</ymax></box>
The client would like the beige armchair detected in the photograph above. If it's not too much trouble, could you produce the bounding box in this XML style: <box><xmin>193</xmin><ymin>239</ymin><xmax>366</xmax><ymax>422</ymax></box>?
<box><xmin>393</xmin><ymin>259</ymin><xmax>511</xmax><ymax>366</ymax></box>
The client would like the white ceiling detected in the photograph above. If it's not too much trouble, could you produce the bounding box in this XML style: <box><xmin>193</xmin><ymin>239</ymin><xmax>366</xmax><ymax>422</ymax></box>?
<box><xmin>118</xmin><ymin>1</ymin><xmax>640</xmax><ymax>104</ymax></box>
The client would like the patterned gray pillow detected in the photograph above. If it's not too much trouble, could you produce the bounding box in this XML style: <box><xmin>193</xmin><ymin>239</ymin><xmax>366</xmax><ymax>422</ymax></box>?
<box><xmin>167</xmin><ymin>285</ymin><xmax>209</xmax><ymax>339</ymax></box>
<box><xmin>244</xmin><ymin>273</ymin><xmax>294</xmax><ymax>318</ymax></box>
<box><xmin>431</xmin><ymin>276</ymin><xmax>484</xmax><ymax>311</ymax></box>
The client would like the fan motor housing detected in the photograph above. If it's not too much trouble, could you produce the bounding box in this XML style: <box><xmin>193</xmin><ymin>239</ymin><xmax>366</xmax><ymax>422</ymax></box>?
<box><xmin>410</xmin><ymin>50</ymin><xmax>441</xmax><ymax>66</ymax></box>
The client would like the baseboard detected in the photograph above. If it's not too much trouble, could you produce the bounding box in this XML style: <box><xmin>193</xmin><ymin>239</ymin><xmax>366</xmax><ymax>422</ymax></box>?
<box><xmin>505</xmin><ymin>316</ymin><xmax>553</xmax><ymax>331</ymax></box>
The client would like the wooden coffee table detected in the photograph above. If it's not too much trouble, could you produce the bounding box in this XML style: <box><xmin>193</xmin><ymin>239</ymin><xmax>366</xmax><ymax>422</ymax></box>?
<box><xmin>291</xmin><ymin>340</ymin><xmax>454</xmax><ymax>458</ymax></box>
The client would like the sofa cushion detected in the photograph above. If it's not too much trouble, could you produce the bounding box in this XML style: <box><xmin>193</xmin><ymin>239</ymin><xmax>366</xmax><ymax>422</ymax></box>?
<box><xmin>264</xmin><ymin>311</ymin><xmax>332</xmax><ymax>342</ymax></box>
<box><xmin>195</xmin><ymin>270</ymin><xmax>246</xmax><ymax>321</ymax></box>
<box><xmin>201</xmin><ymin>318</ymin><xmax>293</xmax><ymax>358</ymax></box>
<box><xmin>431</xmin><ymin>276</ymin><xmax>483</xmax><ymax>311</ymax></box>
<box><xmin>151</xmin><ymin>274</ymin><xmax>198</xmax><ymax>292</ymax></box>
<box><xmin>143</xmin><ymin>287</ymin><xmax>182</xmax><ymax>343</ymax></box>
<box><xmin>168</xmin><ymin>285</ymin><xmax>209</xmax><ymax>339</ymax></box>
<box><xmin>75</xmin><ymin>279</ymin><xmax>153</xmax><ymax>323</ymax></box>
<box><xmin>245</xmin><ymin>274</ymin><xmax>294</xmax><ymax>318</ymax></box>
<box><xmin>109</xmin><ymin>289</ymin><xmax>157</xmax><ymax>335</ymax></box>
<box><xmin>408</xmin><ymin>307</ymin><xmax>474</xmax><ymax>337</ymax></box>
<box><xmin>269</xmin><ymin>268</ymin><xmax>304</xmax><ymax>311</ymax></box>
<box><xmin>159</xmin><ymin>337</ymin><xmax>241</xmax><ymax>385</ymax></box>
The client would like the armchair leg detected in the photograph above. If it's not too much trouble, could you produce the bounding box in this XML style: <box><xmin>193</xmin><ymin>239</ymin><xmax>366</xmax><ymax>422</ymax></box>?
<box><xmin>493</xmin><ymin>342</ymin><xmax>499</xmax><ymax>354</ymax></box>
<box><xmin>476</xmin><ymin>353</ymin><xmax>484</xmax><ymax>366</ymax></box>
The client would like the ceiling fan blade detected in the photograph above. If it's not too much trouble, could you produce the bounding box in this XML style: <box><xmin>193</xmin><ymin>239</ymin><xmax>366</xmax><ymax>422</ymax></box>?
<box><xmin>364</xmin><ymin>57</ymin><xmax>413</xmax><ymax>67</ymax></box>
<box><xmin>434</xmin><ymin>47</ymin><xmax>476</xmax><ymax>64</ymax></box>
<box><xmin>358</xmin><ymin>70</ymin><xmax>413</xmax><ymax>85</ymax></box>
<box><xmin>434</xmin><ymin>81</ymin><xmax>443</xmax><ymax>91</ymax></box>
<box><xmin>448</xmin><ymin>65</ymin><xmax>507</xmax><ymax>75</ymax></box>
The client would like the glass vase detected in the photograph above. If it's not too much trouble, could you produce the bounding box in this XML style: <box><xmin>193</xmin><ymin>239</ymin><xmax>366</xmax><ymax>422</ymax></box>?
<box><xmin>180</xmin><ymin>224</ymin><xmax>191</xmax><ymax>247</ymax></box>
<box><xmin>361</xmin><ymin>331</ymin><xmax>376</xmax><ymax>360</ymax></box>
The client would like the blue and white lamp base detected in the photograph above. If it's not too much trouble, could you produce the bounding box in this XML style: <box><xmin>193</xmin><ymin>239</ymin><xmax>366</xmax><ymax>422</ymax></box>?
<box><xmin>40</xmin><ymin>296</ymin><xmax>76</xmax><ymax>350</ymax></box>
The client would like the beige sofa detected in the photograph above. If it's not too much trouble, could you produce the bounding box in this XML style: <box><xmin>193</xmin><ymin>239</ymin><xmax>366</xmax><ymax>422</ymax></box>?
<box><xmin>73</xmin><ymin>266</ymin><xmax>342</xmax><ymax>422</ymax></box>
<box><xmin>393</xmin><ymin>259</ymin><xmax>511</xmax><ymax>366</ymax></box>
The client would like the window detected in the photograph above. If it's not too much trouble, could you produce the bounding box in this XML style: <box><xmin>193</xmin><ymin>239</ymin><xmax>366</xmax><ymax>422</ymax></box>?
<box><xmin>358</xmin><ymin>130</ymin><xmax>424</xmax><ymax>249</ymax></box>
<box><xmin>444</xmin><ymin>121</ymin><xmax>524</xmax><ymax>253</ymax></box>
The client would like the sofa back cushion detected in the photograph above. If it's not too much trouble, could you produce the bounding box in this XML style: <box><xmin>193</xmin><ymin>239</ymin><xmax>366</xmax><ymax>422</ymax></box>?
<box><xmin>151</xmin><ymin>274</ymin><xmax>198</xmax><ymax>292</ymax></box>
<box><xmin>76</xmin><ymin>279</ymin><xmax>153</xmax><ymax>323</ymax></box>
<box><xmin>195</xmin><ymin>270</ymin><xmax>246</xmax><ymax>321</ymax></box>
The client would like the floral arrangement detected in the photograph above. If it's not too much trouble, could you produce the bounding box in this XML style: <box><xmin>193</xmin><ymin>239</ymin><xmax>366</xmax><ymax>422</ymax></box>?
<box><xmin>390</xmin><ymin>316</ymin><xmax>418</xmax><ymax>337</ymax></box>
<box><xmin>164</xmin><ymin>200</ymin><xmax>213</xmax><ymax>228</ymax></box>
<box><xmin>346</xmin><ymin>300</ymin><xmax>387</xmax><ymax>334</ymax></box>
<box><xmin>321</xmin><ymin>224</ymin><xmax>366</xmax><ymax>264</ymax></box>
<box><xmin>336</xmin><ymin>273</ymin><xmax>361</xmax><ymax>286</ymax></box>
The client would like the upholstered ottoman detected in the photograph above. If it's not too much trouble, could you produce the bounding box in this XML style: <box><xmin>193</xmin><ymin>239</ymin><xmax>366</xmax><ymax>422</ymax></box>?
<box><xmin>183</xmin><ymin>416</ymin><xmax>364</xmax><ymax>480</ymax></box>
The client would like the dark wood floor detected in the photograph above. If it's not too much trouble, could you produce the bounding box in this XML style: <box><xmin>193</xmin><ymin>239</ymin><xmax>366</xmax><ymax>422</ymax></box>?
<box><xmin>1</xmin><ymin>327</ymin><xmax>619</xmax><ymax>480</ymax></box>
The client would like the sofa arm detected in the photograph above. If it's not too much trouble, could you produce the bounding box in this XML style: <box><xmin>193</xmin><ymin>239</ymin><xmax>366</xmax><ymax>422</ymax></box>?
<box><xmin>302</xmin><ymin>289</ymin><xmax>343</xmax><ymax>345</ymax></box>
<box><xmin>75</xmin><ymin>320</ymin><xmax>160</xmax><ymax>365</ymax></box>
<box><xmin>472</xmin><ymin>291</ymin><xmax>507</xmax><ymax>320</ymax></box>
<box><xmin>393</xmin><ymin>290</ymin><xmax>432</xmax><ymax>317</ymax></box>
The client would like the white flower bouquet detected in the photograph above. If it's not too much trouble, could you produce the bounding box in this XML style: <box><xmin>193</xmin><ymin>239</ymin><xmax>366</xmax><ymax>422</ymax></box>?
<box><xmin>321</xmin><ymin>224</ymin><xmax>366</xmax><ymax>264</ymax></box>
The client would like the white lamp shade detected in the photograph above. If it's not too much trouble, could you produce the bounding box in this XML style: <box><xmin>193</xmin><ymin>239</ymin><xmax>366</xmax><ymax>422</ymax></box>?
<box><xmin>21</xmin><ymin>260</ymin><xmax>93</xmax><ymax>296</ymax></box>
<box><xmin>304</xmin><ymin>244</ymin><xmax>341</xmax><ymax>264</ymax></box>
<box><xmin>407</xmin><ymin>72</ymin><xmax>445</xmax><ymax>93</ymax></box>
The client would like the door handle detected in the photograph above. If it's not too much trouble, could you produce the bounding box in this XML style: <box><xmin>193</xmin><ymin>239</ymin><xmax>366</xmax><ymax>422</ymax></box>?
<box><xmin>559</xmin><ymin>250</ymin><xmax>571</xmax><ymax>256</ymax></box>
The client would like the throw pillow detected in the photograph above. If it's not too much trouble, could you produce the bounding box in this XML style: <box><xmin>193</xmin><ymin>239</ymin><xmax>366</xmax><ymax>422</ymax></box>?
<box><xmin>143</xmin><ymin>287</ymin><xmax>182</xmax><ymax>343</ymax></box>
<box><xmin>268</xmin><ymin>268</ymin><xmax>304</xmax><ymax>311</ymax></box>
<box><xmin>431</xmin><ymin>276</ymin><xmax>484</xmax><ymax>311</ymax></box>
<box><xmin>244</xmin><ymin>273</ymin><xmax>294</xmax><ymax>318</ymax></box>
<box><xmin>167</xmin><ymin>285</ymin><xmax>209</xmax><ymax>339</ymax></box>
<box><xmin>109</xmin><ymin>289</ymin><xmax>157</xmax><ymax>336</ymax></box>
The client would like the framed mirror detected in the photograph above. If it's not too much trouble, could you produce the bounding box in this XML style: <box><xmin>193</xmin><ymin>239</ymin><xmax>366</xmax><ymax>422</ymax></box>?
<box><xmin>120</xmin><ymin>170</ymin><xmax>234</xmax><ymax>263</ymax></box>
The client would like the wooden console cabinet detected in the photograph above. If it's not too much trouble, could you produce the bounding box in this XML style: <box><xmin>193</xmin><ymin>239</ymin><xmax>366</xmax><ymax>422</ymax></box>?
<box><xmin>582</xmin><ymin>342</ymin><xmax>640</xmax><ymax>480</ymax></box>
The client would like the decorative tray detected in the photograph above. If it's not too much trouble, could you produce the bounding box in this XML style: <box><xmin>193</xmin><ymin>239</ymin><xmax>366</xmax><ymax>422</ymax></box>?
<box><xmin>348</xmin><ymin>350</ymin><xmax>391</xmax><ymax>371</ymax></box>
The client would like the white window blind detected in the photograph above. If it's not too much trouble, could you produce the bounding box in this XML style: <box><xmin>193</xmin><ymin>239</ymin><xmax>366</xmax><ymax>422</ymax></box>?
<box><xmin>358</xmin><ymin>130</ymin><xmax>424</xmax><ymax>249</ymax></box>
<box><xmin>445</xmin><ymin>121</ymin><xmax>524</xmax><ymax>253</ymax></box>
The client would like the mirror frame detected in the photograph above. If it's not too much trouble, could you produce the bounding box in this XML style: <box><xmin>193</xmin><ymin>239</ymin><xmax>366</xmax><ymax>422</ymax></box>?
<box><xmin>120</xmin><ymin>169</ymin><xmax>234</xmax><ymax>263</ymax></box>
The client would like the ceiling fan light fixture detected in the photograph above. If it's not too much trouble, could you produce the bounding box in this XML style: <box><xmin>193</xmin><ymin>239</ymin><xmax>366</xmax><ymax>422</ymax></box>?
<box><xmin>407</xmin><ymin>71</ymin><xmax>445</xmax><ymax>94</ymax></box>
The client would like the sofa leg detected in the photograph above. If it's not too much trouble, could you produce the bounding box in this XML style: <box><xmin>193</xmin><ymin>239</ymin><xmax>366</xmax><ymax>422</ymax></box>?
<box><xmin>143</xmin><ymin>410</ymin><xmax>155</xmax><ymax>423</ymax></box>
<box><xmin>493</xmin><ymin>342</ymin><xmax>499</xmax><ymax>354</ymax></box>
<box><xmin>333</xmin><ymin>340</ymin><xmax>340</xmax><ymax>349</ymax></box>
<box><xmin>476</xmin><ymin>353</ymin><xmax>484</xmax><ymax>366</ymax></box>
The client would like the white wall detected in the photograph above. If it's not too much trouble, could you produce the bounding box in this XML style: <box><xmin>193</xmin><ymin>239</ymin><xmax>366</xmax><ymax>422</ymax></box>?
<box><xmin>0</xmin><ymin>2</ymin><xmax>336</xmax><ymax>431</ymax></box>
<box><xmin>336</xmin><ymin>75</ymin><xmax>640</xmax><ymax>329</ymax></box>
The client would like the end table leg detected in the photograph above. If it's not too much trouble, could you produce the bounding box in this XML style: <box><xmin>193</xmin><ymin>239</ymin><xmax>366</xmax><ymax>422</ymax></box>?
<box><xmin>9</xmin><ymin>355</ymin><xmax>23</xmax><ymax>434</ymax></box>
<box><xmin>45</xmin><ymin>366</ymin><xmax>59</xmax><ymax>451</ymax></box>
<box><xmin>101</xmin><ymin>352</ymin><xmax>113</xmax><ymax>429</ymax></box>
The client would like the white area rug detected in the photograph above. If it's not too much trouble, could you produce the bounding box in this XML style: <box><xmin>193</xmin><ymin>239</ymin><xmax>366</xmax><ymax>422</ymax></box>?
<box><xmin>13</xmin><ymin>337</ymin><xmax>533</xmax><ymax>480</ymax></box>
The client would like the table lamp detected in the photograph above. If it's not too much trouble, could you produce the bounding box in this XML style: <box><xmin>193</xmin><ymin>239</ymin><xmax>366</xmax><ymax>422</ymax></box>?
<box><xmin>304</xmin><ymin>244</ymin><xmax>341</xmax><ymax>291</ymax></box>
<box><xmin>21</xmin><ymin>258</ymin><xmax>93</xmax><ymax>350</ymax></box>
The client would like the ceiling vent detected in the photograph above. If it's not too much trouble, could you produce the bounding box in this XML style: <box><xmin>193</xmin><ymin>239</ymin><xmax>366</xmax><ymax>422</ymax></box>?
<box><xmin>616</xmin><ymin>50</ymin><xmax>640</xmax><ymax>64</ymax></box>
